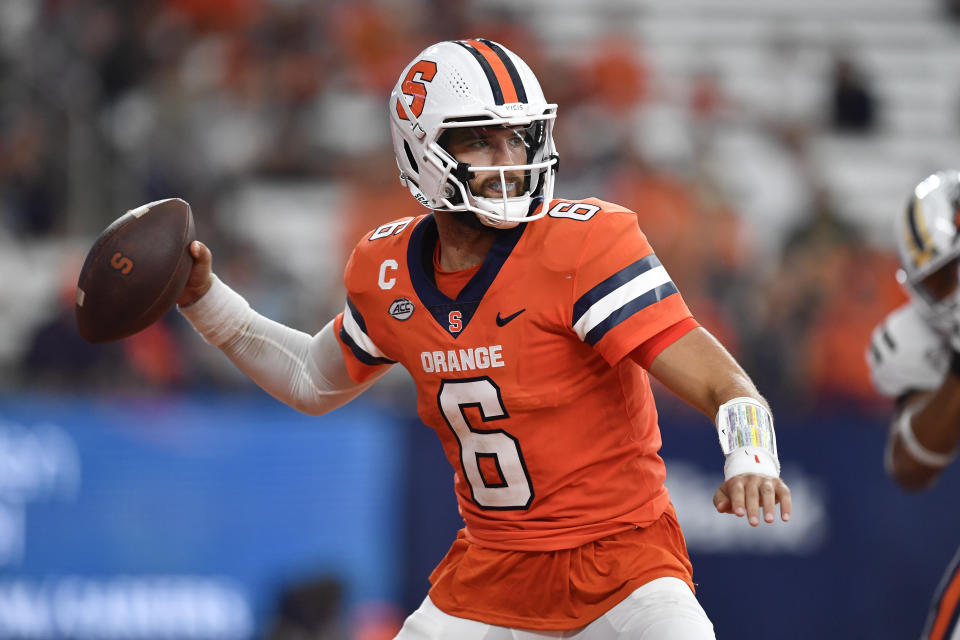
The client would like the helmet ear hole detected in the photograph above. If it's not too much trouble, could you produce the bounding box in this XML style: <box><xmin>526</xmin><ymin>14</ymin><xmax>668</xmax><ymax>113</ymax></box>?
<box><xmin>442</xmin><ymin>182</ymin><xmax>459</xmax><ymax>201</ymax></box>
<box><xmin>403</xmin><ymin>141</ymin><xmax>418</xmax><ymax>173</ymax></box>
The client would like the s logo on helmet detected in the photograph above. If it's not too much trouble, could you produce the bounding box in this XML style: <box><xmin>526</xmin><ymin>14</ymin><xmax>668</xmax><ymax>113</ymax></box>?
<box><xmin>389</xmin><ymin>298</ymin><xmax>414</xmax><ymax>321</ymax></box>
<box><xmin>396</xmin><ymin>60</ymin><xmax>438</xmax><ymax>121</ymax></box>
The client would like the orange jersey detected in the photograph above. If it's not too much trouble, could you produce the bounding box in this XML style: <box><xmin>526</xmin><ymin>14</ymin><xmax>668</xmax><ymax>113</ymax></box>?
<box><xmin>428</xmin><ymin>503</ymin><xmax>694</xmax><ymax>630</ymax></box>
<box><xmin>334</xmin><ymin>198</ymin><xmax>695</xmax><ymax>553</ymax></box>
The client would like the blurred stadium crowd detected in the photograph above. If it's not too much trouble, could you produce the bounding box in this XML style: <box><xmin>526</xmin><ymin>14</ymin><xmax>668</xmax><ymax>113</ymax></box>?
<box><xmin>3</xmin><ymin>0</ymin><xmax>960</xmax><ymax>415</ymax></box>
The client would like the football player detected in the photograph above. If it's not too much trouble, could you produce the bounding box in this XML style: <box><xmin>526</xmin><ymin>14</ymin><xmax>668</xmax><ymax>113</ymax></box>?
<box><xmin>177</xmin><ymin>39</ymin><xmax>791</xmax><ymax>639</ymax></box>
<box><xmin>867</xmin><ymin>169</ymin><xmax>960</xmax><ymax>640</ymax></box>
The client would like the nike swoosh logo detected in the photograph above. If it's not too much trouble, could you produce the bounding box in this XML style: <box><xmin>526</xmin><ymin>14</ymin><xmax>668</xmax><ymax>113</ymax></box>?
<box><xmin>496</xmin><ymin>309</ymin><xmax>526</xmax><ymax>327</ymax></box>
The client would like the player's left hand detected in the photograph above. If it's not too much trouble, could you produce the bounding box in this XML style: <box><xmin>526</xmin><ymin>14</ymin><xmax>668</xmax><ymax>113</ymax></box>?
<box><xmin>713</xmin><ymin>474</ymin><xmax>791</xmax><ymax>526</ymax></box>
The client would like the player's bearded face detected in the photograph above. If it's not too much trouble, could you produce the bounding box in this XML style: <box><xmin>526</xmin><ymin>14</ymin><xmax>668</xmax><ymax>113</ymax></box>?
<box><xmin>442</xmin><ymin>125</ymin><xmax>530</xmax><ymax>199</ymax></box>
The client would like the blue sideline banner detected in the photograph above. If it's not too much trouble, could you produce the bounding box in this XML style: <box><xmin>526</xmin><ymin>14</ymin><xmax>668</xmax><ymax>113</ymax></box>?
<box><xmin>0</xmin><ymin>394</ymin><xmax>403</xmax><ymax>639</ymax></box>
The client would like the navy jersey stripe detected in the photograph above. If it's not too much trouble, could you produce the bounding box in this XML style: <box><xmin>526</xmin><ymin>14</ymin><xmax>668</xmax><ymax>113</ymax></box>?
<box><xmin>944</xmin><ymin>608</ymin><xmax>960</xmax><ymax>640</ymax></box>
<box><xmin>342</xmin><ymin>296</ymin><xmax>395</xmax><ymax>364</ymax></box>
<box><xmin>339</xmin><ymin>325</ymin><xmax>396</xmax><ymax>366</ymax></box>
<box><xmin>583</xmin><ymin>282</ymin><xmax>679</xmax><ymax>346</ymax></box>
<box><xmin>408</xmin><ymin>215</ymin><xmax>527</xmax><ymax>338</ymax></box>
<box><xmin>573</xmin><ymin>254</ymin><xmax>662</xmax><ymax>326</ymax></box>
<box><xmin>345</xmin><ymin>296</ymin><xmax>368</xmax><ymax>334</ymax></box>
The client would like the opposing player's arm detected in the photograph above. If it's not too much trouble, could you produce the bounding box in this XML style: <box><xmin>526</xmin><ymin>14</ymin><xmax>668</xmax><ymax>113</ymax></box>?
<box><xmin>177</xmin><ymin>241</ymin><xmax>389</xmax><ymax>415</ymax></box>
<box><xmin>886</xmin><ymin>381</ymin><xmax>960</xmax><ymax>491</ymax></box>
<box><xmin>867</xmin><ymin>304</ymin><xmax>957</xmax><ymax>490</ymax></box>
<box><xmin>647</xmin><ymin>326</ymin><xmax>791</xmax><ymax>526</ymax></box>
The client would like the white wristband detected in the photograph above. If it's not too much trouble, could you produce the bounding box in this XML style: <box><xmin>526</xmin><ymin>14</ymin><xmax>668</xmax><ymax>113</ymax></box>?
<box><xmin>716</xmin><ymin>396</ymin><xmax>780</xmax><ymax>479</ymax></box>
<box><xmin>724</xmin><ymin>447</ymin><xmax>780</xmax><ymax>479</ymax></box>
<box><xmin>177</xmin><ymin>275</ymin><xmax>253</xmax><ymax>347</ymax></box>
<box><xmin>895</xmin><ymin>406</ymin><xmax>957</xmax><ymax>469</ymax></box>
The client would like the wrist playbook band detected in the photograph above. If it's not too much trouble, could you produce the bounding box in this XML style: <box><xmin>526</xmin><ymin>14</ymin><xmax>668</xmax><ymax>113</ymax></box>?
<box><xmin>716</xmin><ymin>397</ymin><xmax>780</xmax><ymax>479</ymax></box>
<box><xmin>895</xmin><ymin>405</ymin><xmax>957</xmax><ymax>469</ymax></box>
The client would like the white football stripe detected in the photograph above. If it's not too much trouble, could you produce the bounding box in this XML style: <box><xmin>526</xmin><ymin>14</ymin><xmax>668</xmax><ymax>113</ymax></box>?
<box><xmin>126</xmin><ymin>198</ymin><xmax>180</xmax><ymax>218</ymax></box>
<box><xmin>574</xmin><ymin>265</ymin><xmax>672</xmax><ymax>340</ymax></box>
<box><xmin>341</xmin><ymin>303</ymin><xmax>388</xmax><ymax>359</ymax></box>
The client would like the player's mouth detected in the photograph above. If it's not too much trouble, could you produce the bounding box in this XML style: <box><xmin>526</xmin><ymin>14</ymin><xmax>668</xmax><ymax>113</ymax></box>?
<box><xmin>478</xmin><ymin>177</ymin><xmax>522</xmax><ymax>198</ymax></box>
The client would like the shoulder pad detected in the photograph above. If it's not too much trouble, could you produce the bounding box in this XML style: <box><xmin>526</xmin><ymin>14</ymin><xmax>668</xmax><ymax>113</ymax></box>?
<box><xmin>542</xmin><ymin>197</ymin><xmax>632</xmax><ymax>222</ymax></box>
<box><xmin>535</xmin><ymin>198</ymin><xmax>648</xmax><ymax>273</ymax></box>
<box><xmin>537</xmin><ymin>198</ymin><xmax>639</xmax><ymax>245</ymax></box>
<box><xmin>867</xmin><ymin>303</ymin><xmax>948</xmax><ymax>397</ymax></box>
<box><xmin>363</xmin><ymin>216</ymin><xmax>419</xmax><ymax>244</ymax></box>
<box><xmin>348</xmin><ymin>215</ymin><xmax>421</xmax><ymax>265</ymax></box>
<box><xmin>344</xmin><ymin>215</ymin><xmax>423</xmax><ymax>297</ymax></box>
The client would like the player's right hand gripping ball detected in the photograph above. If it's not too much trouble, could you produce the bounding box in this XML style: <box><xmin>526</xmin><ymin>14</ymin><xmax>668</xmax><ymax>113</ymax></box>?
<box><xmin>75</xmin><ymin>198</ymin><xmax>195</xmax><ymax>343</ymax></box>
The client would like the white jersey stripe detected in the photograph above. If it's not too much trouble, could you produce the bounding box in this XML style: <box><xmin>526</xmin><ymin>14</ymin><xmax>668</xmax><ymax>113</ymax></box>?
<box><xmin>341</xmin><ymin>302</ymin><xmax>389</xmax><ymax>360</ymax></box>
<box><xmin>573</xmin><ymin>266</ymin><xmax>673</xmax><ymax>341</ymax></box>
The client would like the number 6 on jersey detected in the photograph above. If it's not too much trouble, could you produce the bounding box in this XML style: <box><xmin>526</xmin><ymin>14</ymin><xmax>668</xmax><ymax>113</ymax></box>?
<box><xmin>438</xmin><ymin>378</ymin><xmax>534</xmax><ymax>509</ymax></box>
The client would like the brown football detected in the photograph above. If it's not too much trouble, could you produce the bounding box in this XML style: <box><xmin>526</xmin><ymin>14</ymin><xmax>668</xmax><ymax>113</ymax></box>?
<box><xmin>75</xmin><ymin>198</ymin><xmax>195</xmax><ymax>343</ymax></box>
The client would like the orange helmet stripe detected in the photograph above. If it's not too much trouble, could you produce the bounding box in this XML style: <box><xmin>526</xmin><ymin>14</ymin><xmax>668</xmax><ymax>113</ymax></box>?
<box><xmin>464</xmin><ymin>39</ymin><xmax>522</xmax><ymax>104</ymax></box>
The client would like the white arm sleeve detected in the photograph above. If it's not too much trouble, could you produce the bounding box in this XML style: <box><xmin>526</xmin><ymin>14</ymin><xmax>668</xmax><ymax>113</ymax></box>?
<box><xmin>178</xmin><ymin>275</ymin><xmax>390</xmax><ymax>415</ymax></box>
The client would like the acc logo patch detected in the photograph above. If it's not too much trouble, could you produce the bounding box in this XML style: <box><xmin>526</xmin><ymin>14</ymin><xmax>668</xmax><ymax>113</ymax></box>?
<box><xmin>389</xmin><ymin>298</ymin><xmax>414</xmax><ymax>321</ymax></box>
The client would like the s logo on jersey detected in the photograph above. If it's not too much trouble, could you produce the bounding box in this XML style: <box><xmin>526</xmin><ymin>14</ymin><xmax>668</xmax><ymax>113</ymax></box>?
<box><xmin>389</xmin><ymin>298</ymin><xmax>414</xmax><ymax>321</ymax></box>
<box><xmin>448</xmin><ymin>310</ymin><xmax>462</xmax><ymax>333</ymax></box>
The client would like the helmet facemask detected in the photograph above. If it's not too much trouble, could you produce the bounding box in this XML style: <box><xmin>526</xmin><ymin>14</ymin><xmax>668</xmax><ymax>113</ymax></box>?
<box><xmin>432</xmin><ymin>119</ymin><xmax>556</xmax><ymax>228</ymax></box>
<box><xmin>898</xmin><ymin>257</ymin><xmax>960</xmax><ymax>335</ymax></box>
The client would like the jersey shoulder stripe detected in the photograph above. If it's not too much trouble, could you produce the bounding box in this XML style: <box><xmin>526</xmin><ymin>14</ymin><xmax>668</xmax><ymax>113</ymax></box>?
<box><xmin>572</xmin><ymin>253</ymin><xmax>679</xmax><ymax>344</ymax></box>
<box><xmin>339</xmin><ymin>297</ymin><xmax>396</xmax><ymax>365</ymax></box>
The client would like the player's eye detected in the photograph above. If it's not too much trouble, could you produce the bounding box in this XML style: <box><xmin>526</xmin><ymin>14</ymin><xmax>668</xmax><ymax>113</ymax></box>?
<box><xmin>507</xmin><ymin>135</ymin><xmax>527</xmax><ymax>149</ymax></box>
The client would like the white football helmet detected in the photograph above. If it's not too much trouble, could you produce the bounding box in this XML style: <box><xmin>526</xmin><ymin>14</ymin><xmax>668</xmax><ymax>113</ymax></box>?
<box><xmin>895</xmin><ymin>170</ymin><xmax>960</xmax><ymax>334</ymax></box>
<box><xmin>389</xmin><ymin>39</ymin><xmax>558</xmax><ymax>229</ymax></box>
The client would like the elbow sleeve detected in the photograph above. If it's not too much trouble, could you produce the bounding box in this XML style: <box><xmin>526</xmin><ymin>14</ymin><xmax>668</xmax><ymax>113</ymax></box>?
<box><xmin>180</xmin><ymin>275</ymin><xmax>388</xmax><ymax>414</ymax></box>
